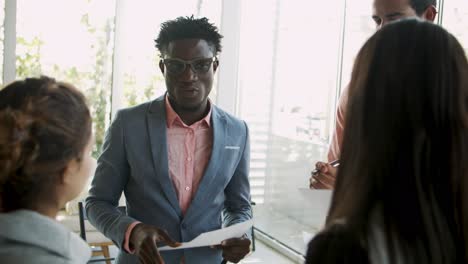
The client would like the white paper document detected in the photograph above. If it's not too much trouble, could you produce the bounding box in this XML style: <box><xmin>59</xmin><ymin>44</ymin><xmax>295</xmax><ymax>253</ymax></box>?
<box><xmin>159</xmin><ymin>219</ymin><xmax>254</xmax><ymax>251</ymax></box>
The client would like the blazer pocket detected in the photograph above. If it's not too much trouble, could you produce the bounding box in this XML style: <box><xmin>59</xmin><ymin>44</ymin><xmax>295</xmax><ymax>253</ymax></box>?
<box><xmin>225</xmin><ymin>146</ymin><xmax>240</xmax><ymax>150</ymax></box>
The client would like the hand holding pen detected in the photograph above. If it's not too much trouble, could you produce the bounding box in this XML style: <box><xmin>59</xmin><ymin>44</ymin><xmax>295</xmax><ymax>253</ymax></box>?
<box><xmin>309</xmin><ymin>160</ymin><xmax>339</xmax><ymax>189</ymax></box>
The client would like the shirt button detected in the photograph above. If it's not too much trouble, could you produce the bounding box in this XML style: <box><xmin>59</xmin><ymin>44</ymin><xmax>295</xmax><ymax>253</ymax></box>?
<box><xmin>187</xmin><ymin>157</ymin><xmax>192</xmax><ymax>161</ymax></box>
<box><xmin>185</xmin><ymin>186</ymin><xmax>191</xmax><ymax>191</ymax></box>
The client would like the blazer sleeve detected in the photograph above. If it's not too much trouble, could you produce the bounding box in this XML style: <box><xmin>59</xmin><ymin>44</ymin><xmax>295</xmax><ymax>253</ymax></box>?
<box><xmin>85</xmin><ymin>110</ymin><xmax>138</xmax><ymax>249</ymax></box>
<box><xmin>222</xmin><ymin>121</ymin><xmax>253</xmax><ymax>227</ymax></box>
<box><xmin>305</xmin><ymin>225</ymin><xmax>369</xmax><ymax>264</ymax></box>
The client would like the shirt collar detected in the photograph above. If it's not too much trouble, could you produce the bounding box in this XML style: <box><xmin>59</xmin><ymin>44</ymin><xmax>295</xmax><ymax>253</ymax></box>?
<box><xmin>165</xmin><ymin>95</ymin><xmax>212</xmax><ymax>128</ymax></box>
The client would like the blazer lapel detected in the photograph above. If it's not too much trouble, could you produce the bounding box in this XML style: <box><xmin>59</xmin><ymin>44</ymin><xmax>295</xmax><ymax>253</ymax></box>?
<box><xmin>185</xmin><ymin>107</ymin><xmax>227</xmax><ymax>218</ymax></box>
<box><xmin>146</xmin><ymin>97</ymin><xmax>182</xmax><ymax>217</ymax></box>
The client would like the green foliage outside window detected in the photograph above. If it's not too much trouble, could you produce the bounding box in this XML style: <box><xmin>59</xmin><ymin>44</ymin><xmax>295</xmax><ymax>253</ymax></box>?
<box><xmin>123</xmin><ymin>70</ymin><xmax>166</xmax><ymax>108</ymax></box>
<box><xmin>15</xmin><ymin>13</ymin><xmax>114</xmax><ymax>159</ymax></box>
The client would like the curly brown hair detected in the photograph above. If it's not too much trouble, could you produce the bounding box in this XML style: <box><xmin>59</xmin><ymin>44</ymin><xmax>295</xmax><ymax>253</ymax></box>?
<box><xmin>0</xmin><ymin>76</ymin><xmax>91</xmax><ymax>212</ymax></box>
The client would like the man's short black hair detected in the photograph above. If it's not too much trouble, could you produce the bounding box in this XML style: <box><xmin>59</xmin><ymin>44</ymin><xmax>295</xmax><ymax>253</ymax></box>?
<box><xmin>410</xmin><ymin>0</ymin><xmax>437</xmax><ymax>15</ymax></box>
<box><xmin>155</xmin><ymin>16</ymin><xmax>223</xmax><ymax>56</ymax></box>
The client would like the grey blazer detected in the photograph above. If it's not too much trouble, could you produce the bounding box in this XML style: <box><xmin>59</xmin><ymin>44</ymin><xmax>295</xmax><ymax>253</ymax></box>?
<box><xmin>86</xmin><ymin>95</ymin><xmax>252</xmax><ymax>264</ymax></box>
<box><xmin>0</xmin><ymin>210</ymin><xmax>91</xmax><ymax>264</ymax></box>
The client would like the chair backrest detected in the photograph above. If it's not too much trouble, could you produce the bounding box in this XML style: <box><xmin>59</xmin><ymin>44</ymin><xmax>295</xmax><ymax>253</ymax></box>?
<box><xmin>78</xmin><ymin>201</ymin><xmax>87</xmax><ymax>240</ymax></box>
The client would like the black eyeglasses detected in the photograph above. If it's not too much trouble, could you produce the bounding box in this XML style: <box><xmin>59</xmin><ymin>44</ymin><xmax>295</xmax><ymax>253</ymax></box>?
<box><xmin>161</xmin><ymin>57</ymin><xmax>217</xmax><ymax>76</ymax></box>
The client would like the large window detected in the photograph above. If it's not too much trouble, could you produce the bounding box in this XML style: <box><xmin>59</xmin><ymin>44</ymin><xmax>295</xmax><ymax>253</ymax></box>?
<box><xmin>237</xmin><ymin>0</ymin><xmax>345</xmax><ymax>255</ymax></box>
<box><xmin>0</xmin><ymin>0</ymin><xmax>5</xmax><ymax>78</ymax></box>
<box><xmin>16</xmin><ymin>0</ymin><xmax>116</xmax><ymax>157</ymax></box>
<box><xmin>339</xmin><ymin>0</ymin><xmax>375</xmax><ymax>92</ymax></box>
<box><xmin>442</xmin><ymin>0</ymin><xmax>468</xmax><ymax>53</ymax></box>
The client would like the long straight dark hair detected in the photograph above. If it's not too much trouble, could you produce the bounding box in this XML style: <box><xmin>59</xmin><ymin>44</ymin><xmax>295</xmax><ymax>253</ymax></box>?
<box><xmin>327</xmin><ymin>19</ymin><xmax>468</xmax><ymax>263</ymax></box>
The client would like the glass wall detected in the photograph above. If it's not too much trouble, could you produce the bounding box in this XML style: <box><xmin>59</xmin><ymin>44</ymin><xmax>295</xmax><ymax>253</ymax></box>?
<box><xmin>237</xmin><ymin>0</ymin><xmax>344</xmax><ymax>254</ymax></box>
<box><xmin>442</xmin><ymin>0</ymin><xmax>468</xmax><ymax>53</ymax></box>
<box><xmin>0</xmin><ymin>0</ymin><xmax>4</xmax><ymax>78</ymax></box>
<box><xmin>339</xmin><ymin>0</ymin><xmax>375</xmax><ymax>91</ymax></box>
<box><xmin>16</xmin><ymin>0</ymin><xmax>116</xmax><ymax>157</ymax></box>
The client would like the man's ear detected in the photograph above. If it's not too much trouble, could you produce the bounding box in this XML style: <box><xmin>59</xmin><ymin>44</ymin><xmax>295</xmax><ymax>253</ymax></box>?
<box><xmin>423</xmin><ymin>5</ymin><xmax>437</xmax><ymax>22</ymax></box>
<box><xmin>159</xmin><ymin>60</ymin><xmax>165</xmax><ymax>74</ymax></box>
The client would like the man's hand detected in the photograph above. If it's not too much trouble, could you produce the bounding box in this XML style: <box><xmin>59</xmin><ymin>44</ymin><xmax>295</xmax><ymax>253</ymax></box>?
<box><xmin>214</xmin><ymin>236</ymin><xmax>251</xmax><ymax>263</ymax></box>
<box><xmin>129</xmin><ymin>223</ymin><xmax>181</xmax><ymax>264</ymax></box>
<box><xmin>309</xmin><ymin>161</ymin><xmax>337</xmax><ymax>189</ymax></box>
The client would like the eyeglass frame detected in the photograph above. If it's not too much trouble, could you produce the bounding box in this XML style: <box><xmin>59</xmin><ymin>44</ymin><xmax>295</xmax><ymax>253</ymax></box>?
<box><xmin>160</xmin><ymin>57</ymin><xmax>218</xmax><ymax>76</ymax></box>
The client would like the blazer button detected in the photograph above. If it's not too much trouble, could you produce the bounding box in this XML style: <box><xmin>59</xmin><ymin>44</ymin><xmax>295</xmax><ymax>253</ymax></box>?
<box><xmin>181</xmin><ymin>223</ymin><xmax>187</xmax><ymax>229</ymax></box>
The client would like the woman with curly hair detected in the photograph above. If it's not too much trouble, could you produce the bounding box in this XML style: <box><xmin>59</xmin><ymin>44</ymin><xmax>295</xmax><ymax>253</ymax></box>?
<box><xmin>0</xmin><ymin>76</ymin><xmax>93</xmax><ymax>263</ymax></box>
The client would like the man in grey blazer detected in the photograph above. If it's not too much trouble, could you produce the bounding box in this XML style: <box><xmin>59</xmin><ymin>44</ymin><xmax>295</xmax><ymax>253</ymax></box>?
<box><xmin>86</xmin><ymin>16</ymin><xmax>252</xmax><ymax>264</ymax></box>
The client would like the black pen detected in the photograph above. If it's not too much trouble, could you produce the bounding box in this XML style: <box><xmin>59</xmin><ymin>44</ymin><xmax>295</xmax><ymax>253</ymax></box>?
<box><xmin>311</xmin><ymin>159</ymin><xmax>340</xmax><ymax>175</ymax></box>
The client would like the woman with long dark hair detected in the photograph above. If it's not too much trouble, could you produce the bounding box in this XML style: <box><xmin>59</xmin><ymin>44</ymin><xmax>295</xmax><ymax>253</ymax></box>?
<box><xmin>306</xmin><ymin>19</ymin><xmax>468</xmax><ymax>263</ymax></box>
<box><xmin>0</xmin><ymin>76</ymin><xmax>93</xmax><ymax>263</ymax></box>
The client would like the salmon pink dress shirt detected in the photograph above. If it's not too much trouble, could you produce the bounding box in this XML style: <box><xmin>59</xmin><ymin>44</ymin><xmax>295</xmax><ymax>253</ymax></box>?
<box><xmin>123</xmin><ymin>95</ymin><xmax>213</xmax><ymax>253</ymax></box>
